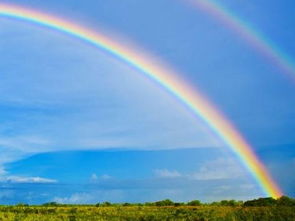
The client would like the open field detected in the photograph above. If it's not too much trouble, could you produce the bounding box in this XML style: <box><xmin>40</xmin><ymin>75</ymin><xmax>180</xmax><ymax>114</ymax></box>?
<box><xmin>0</xmin><ymin>205</ymin><xmax>294</xmax><ymax>221</ymax></box>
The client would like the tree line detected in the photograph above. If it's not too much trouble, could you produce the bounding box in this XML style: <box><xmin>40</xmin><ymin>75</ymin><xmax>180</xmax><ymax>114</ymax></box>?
<box><xmin>12</xmin><ymin>195</ymin><xmax>295</xmax><ymax>207</ymax></box>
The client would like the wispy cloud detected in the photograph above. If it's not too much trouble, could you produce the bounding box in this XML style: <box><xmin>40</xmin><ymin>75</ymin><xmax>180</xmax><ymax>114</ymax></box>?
<box><xmin>0</xmin><ymin>19</ymin><xmax>224</xmax><ymax>156</ymax></box>
<box><xmin>53</xmin><ymin>193</ymin><xmax>94</xmax><ymax>204</ymax></box>
<box><xmin>0</xmin><ymin>167</ymin><xmax>7</xmax><ymax>176</ymax></box>
<box><xmin>154</xmin><ymin>169</ymin><xmax>182</xmax><ymax>178</ymax></box>
<box><xmin>189</xmin><ymin>158</ymin><xmax>244</xmax><ymax>180</ymax></box>
<box><xmin>0</xmin><ymin>176</ymin><xmax>57</xmax><ymax>184</ymax></box>
<box><xmin>90</xmin><ymin>173</ymin><xmax>112</xmax><ymax>182</ymax></box>
<box><xmin>0</xmin><ymin>135</ymin><xmax>51</xmax><ymax>152</ymax></box>
<box><xmin>154</xmin><ymin>158</ymin><xmax>245</xmax><ymax>181</ymax></box>
<box><xmin>53</xmin><ymin>190</ymin><xmax>124</xmax><ymax>204</ymax></box>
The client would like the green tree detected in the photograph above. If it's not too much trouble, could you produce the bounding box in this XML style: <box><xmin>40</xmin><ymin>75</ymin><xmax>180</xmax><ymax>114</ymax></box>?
<box><xmin>187</xmin><ymin>200</ymin><xmax>201</xmax><ymax>206</ymax></box>
<box><xmin>244</xmin><ymin>197</ymin><xmax>277</xmax><ymax>206</ymax></box>
<box><xmin>277</xmin><ymin>196</ymin><xmax>295</xmax><ymax>206</ymax></box>
<box><xmin>100</xmin><ymin>202</ymin><xmax>112</xmax><ymax>207</ymax></box>
<box><xmin>42</xmin><ymin>202</ymin><xmax>59</xmax><ymax>207</ymax></box>
<box><xmin>154</xmin><ymin>199</ymin><xmax>174</xmax><ymax>206</ymax></box>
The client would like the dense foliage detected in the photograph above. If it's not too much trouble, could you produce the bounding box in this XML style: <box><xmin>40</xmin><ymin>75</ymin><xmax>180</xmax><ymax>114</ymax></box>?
<box><xmin>0</xmin><ymin>196</ymin><xmax>294</xmax><ymax>221</ymax></box>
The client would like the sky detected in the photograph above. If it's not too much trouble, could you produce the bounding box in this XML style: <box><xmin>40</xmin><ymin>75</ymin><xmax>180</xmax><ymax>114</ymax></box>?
<box><xmin>0</xmin><ymin>0</ymin><xmax>294</xmax><ymax>204</ymax></box>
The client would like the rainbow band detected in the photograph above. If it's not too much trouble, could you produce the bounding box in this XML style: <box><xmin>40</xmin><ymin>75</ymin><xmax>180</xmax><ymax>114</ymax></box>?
<box><xmin>186</xmin><ymin>0</ymin><xmax>295</xmax><ymax>79</ymax></box>
<box><xmin>0</xmin><ymin>3</ymin><xmax>282</xmax><ymax>198</ymax></box>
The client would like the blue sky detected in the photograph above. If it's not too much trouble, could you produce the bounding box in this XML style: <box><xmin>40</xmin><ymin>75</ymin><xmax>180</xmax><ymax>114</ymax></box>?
<box><xmin>0</xmin><ymin>0</ymin><xmax>294</xmax><ymax>204</ymax></box>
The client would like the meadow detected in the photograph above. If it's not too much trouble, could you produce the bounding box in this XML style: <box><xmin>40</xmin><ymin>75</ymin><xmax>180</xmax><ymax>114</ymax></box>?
<box><xmin>0</xmin><ymin>197</ymin><xmax>294</xmax><ymax>221</ymax></box>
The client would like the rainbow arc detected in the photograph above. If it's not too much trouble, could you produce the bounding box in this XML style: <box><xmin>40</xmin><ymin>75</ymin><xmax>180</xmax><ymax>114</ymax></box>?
<box><xmin>0</xmin><ymin>3</ymin><xmax>282</xmax><ymax>198</ymax></box>
<box><xmin>186</xmin><ymin>0</ymin><xmax>295</xmax><ymax>79</ymax></box>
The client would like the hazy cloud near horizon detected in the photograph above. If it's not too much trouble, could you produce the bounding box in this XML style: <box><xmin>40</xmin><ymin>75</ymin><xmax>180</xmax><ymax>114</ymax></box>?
<box><xmin>0</xmin><ymin>148</ymin><xmax>273</xmax><ymax>204</ymax></box>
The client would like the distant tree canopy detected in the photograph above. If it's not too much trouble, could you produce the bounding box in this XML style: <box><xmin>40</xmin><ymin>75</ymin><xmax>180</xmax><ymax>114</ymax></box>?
<box><xmin>277</xmin><ymin>196</ymin><xmax>295</xmax><ymax>206</ymax></box>
<box><xmin>19</xmin><ymin>195</ymin><xmax>295</xmax><ymax>208</ymax></box>
<box><xmin>15</xmin><ymin>203</ymin><xmax>29</xmax><ymax>207</ymax></box>
<box><xmin>243</xmin><ymin>196</ymin><xmax>295</xmax><ymax>207</ymax></box>
<box><xmin>210</xmin><ymin>200</ymin><xmax>242</xmax><ymax>207</ymax></box>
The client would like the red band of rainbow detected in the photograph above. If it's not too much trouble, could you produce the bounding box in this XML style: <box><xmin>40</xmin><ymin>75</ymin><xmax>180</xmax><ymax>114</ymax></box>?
<box><xmin>0</xmin><ymin>3</ymin><xmax>282</xmax><ymax>198</ymax></box>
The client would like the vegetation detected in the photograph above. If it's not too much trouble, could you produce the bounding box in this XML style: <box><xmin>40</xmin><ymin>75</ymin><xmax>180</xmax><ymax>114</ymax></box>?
<box><xmin>0</xmin><ymin>196</ymin><xmax>294</xmax><ymax>221</ymax></box>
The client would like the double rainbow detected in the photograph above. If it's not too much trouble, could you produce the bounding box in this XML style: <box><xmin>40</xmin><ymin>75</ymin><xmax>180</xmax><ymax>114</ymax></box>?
<box><xmin>0</xmin><ymin>3</ymin><xmax>282</xmax><ymax>198</ymax></box>
<box><xmin>186</xmin><ymin>0</ymin><xmax>295</xmax><ymax>79</ymax></box>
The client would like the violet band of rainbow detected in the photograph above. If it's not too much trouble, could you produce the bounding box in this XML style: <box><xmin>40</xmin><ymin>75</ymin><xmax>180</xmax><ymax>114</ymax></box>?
<box><xmin>186</xmin><ymin>0</ymin><xmax>295</xmax><ymax>80</ymax></box>
<box><xmin>0</xmin><ymin>3</ymin><xmax>283</xmax><ymax>198</ymax></box>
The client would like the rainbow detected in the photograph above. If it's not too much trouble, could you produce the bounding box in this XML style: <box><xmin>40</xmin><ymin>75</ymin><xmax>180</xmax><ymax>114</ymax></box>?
<box><xmin>0</xmin><ymin>3</ymin><xmax>282</xmax><ymax>198</ymax></box>
<box><xmin>185</xmin><ymin>0</ymin><xmax>295</xmax><ymax>80</ymax></box>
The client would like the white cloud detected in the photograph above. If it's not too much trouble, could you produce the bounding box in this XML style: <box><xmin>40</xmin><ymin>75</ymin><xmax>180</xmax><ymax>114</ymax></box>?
<box><xmin>0</xmin><ymin>135</ymin><xmax>51</xmax><ymax>152</ymax></box>
<box><xmin>154</xmin><ymin>158</ymin><xmax>245</xmax><ymax>181</ymax></box>
<box><xmin>53</xmin><ymin>193</ymin><xmax>93</xmax><ymax>204</ymax></box>
<box><xmin>0</xmin><ymin>136</ymin><xmax>53</xmax><ymax>184</ymax></box>
<box><xmin>91</xmin><ymin>173</ymin><xmax>98</xmax><ymax>181</ymax></box>
<box><xmin>90</xmin><ymin>173</ymin><xmax>112</xmax><ymax>182</ymax></box>
<box><xmin>100</xmin><ymin>174</ymin><xmax>112</xmax><ymax>180</ymax></box>
<box><xmin>0</xmin><ymin>167</ymin><xmax>7</xmax><ymax>176</ymax></box>
<box><xmin>53</xmin><ymin>190</ymin><xmax>124</xmax><ymax>204</ymax></box>
<box><xmin>0</xmin><ymin>147</ymin><xmax>48</xmax><ymax>185</ymax></box>
<box><xmin>154</xmin><ymin>169</ymin><xmax>182</xmax><ymax>178</ymax></box>
<box><xmin>189</xmin><ymin>158</ymin><xmax>244</xmax><ymax>180</ymax></box>
<box><xmin>1</xmin><ymin>176</ymin><xmax>57</xmax><ymax>184</ymax></box>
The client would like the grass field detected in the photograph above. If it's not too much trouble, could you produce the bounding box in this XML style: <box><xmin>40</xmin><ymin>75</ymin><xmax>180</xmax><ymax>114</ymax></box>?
<box><xmin>0</xmin><ymin>205</ymin><xmax>294</xmax><ymax>221</ymax></box>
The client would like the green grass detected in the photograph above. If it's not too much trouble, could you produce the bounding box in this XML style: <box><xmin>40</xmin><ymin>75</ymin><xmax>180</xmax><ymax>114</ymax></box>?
<box><xmin>0</xmin><ymin>205</ymin><xmax>294</xmax><ymax>221</ymax></box>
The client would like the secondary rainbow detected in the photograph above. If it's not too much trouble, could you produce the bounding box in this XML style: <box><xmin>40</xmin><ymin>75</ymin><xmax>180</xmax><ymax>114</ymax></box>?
<box><xmin>0</xmin><ymin>3</ymin><xmax>282</xmax><ymax>198</ymax></box>
<box><xmin>185</xmin><ymin>0</ymin><xmax>295</xmax><ymax>80</ymax></box>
